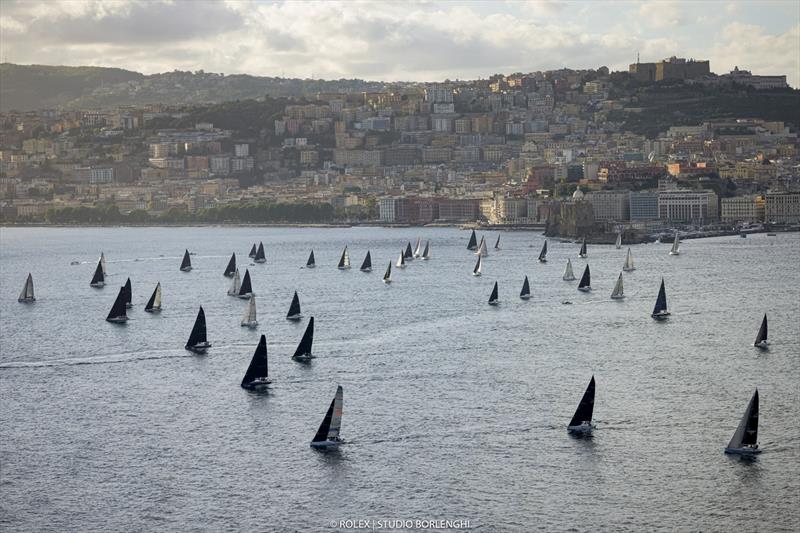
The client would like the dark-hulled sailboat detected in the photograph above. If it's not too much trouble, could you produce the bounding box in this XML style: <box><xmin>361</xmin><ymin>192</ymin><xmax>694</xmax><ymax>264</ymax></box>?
<box><xmin>223</xmin><ymin>253</ymin><xmax>236</xmax><ymax>277</ymax></box>
<box><xmin>467</xmin><ymin>229</ymin><xmax>478</xmax><ymax>250</ymax></box>
<box><xmin>754</xmin><ymin>314</ymin><xmax>768</xmax><ymax>349</ymax></box>
<box><xmin>254</xmin><ymin>242</ymin><xmax>266</xmax><ymax>263</ymax></box>
<box><xmin>310</xmin><ymin>385</ymin><xmax>343</xmax><ymax>449</ymax></box>
<box><xmin>241</xmin><ymin>334</ymin><xmax>271</xmax><ymax>390</ymax></box>
<box><xmin>144</xmin><ymin>282</ymin><xmax>161</xmax><ymax>312</ymax></box>
<box><xmin>651</xmin><ymin>278</ymin><xmax>670</xmax><ymax>320</ymax></box>
<box><xmin>238</xmin><ymin>269</ymin><xmax>254</xmax><ymax>299</ymax></box>
<box><xmin>360</xmin><ymin>251</ymin><xmax>372</xmax><ymax>272</ymax></box>
<box><xmin>567</xmin><ymin>376</ymin><xmax>595</xmax><ymax>435</ymax></box>
<box><xmin>18</xmin><ymin>273</ymin><xmax>35</xmax><ymax>303</ymax></box>
<box><xmin>724</xmin><ymin>389</ymin><xmax>761</xmax><ymax>455</ymax></box>
<box><xmin>520</xmin><ymin>276</ymin><xmax>531</xmax><ymax>300</ymax></box>
<box><xmin>248</xmin><ymin>243</ymin><xmax>257</xmax><ymax>258</ymax></box>
<box><xmin>404</xmin><ymin>242</ymin><xmax>414</xmax><ymax>261</ymax></box>
<box><xmin>538</xmin><ymin>240</ymin><xmax>548</xmax><ymax>263</ymax></box>
<box><xmin>494</xmin><ymin>234</ymin><xmax>501</xmax><ymax>250</ymax></box>
<box><xmin>421</xmin><ymin>241</ymin><xmax>430</xmax><ymax>260</ymax></box>
<box><xmin>306</xmin><ymin>250</ymin><xmax>316</xmax><ymax>268</ymax></box>
<box><xmin>106</xmin><ymin>287</ymin><xmax>128</xmax><ymax>323</ymax></box>
<box><xmin>488</xmin><ymin>281</ymin><xmax>499</xmax><ymax>305</ymax></box>
<box><xmin>338</xmin><ymin>246</ymin><xmax>351</xmax><ymax>270</ymax></box>
<box><xmin>472</xmin><ymin>254</ymin><xmax>482</xmax><ymax>276</ymax></box>
<box><xmin>123</xmin><ymin>277</ymin><xmax>132</xmax><ymax>308</ymax></box>
<box><xmin>577</xmin><ymin>264</ymin><xmax>591</xmax><ymax>292</ymax></box>
<box><xmin>180</xmin><ymin>249</ymin><xmax>192</xmax><ymax>272</ymax></box>
<box><xmin>293</xmin><ymin>317</ymin><xmax>314</xmax><ymax>360</ymax></box>
<box><xmin>90</xmin><ymin>260</ymin><xmax>105</xmax><ymax>287</ymax></box>
<box><xmin>578</xmin><ymin>237</ymin><xmax>587</xmax><ymax>258</ymax></box>
<box><xmin>185</xmin><ymin>306</ymin><xmax>210</xmax><ymax>353</ymax></box>
<box><xmin>383</xmin><ymin>262</ymin><xmax>392</xmax><ymax>283</ymax></box>
<box><xmin>286</xmin><ymin>291</ymin><xmax>302</xmax><ymax>321</ymax></box>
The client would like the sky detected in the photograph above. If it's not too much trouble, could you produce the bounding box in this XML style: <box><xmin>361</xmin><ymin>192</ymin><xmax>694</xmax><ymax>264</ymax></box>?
<box><xmin>1</xmin><ymin>0</ymin><xmax>798</xmax><ymax>86</ymax></box>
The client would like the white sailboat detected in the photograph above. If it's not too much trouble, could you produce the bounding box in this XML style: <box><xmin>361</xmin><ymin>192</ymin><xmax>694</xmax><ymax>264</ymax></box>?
<box><xmin>475</xmin><ymin>237</ymin><xmax>488</xmax><ymax>257</ymax></box>
<box><xmin>383</xmin><ymin>262</ymin><xmax>392</xmax><ymax>283</ymax></box>
<box><xmin>669</xmin><ymin>232</ymin><xmax>680</xmax><ymax>255</ymax></box>
<box><xmin>610</xmin><ymin>273</ymin><xmax>625</xmax><ymax>300</ymax></box>
<box><xmin>99</xmin><ymin>252</ymin><xmax>107</xmax><ymax>275</ymax></box>
<box><xmin>413</xmin><ymin>238</ymin><xmax>422</xmax><ymax>258</ymax></box>
<box><xmin>241</xmin><ymin>295</ymin><xmax>258</xmax><ymax>328</ymax></box>
<box><xmin>472</xmin><ymin>254</ymin><xmax>482</xmax><ymax>276</ymax></box>
<box><xmin>18</xmin><ymin>273</ymin><xmax>35</xmax><ymax>302</ymax></box>
<box><xmin>311</xmin><ymin>385</ymin><xmax>343</xmax><ymax>449</ymax></box>
<box><xmin>622</xmin><ymin>248</ymin><xmax>635</xmax><ymax>272</ymax></box>
<box><xmin>144</xmin><ymin>282</ymin><xmax>162</xmax><ymax>312</ymax></box>
<box><xmin>563</xmin><ymin>259</ymin><xmax>576</xmax><ymax>281</ymax></box>
<box><xmin>724</xmin><ymin>390</ymin><xmax>761</xmax><ymax>455</ymax></box>
<box><xmin>396</xmin><ymin>250</ymin><xmax>406</xmax><ymax>269</ymax></box>
<box><xmin>338</xmin><ymin>246</ymin><xmax>351</xmax><ymax>270</ymax></box>
<box><xmin>615</xmin><ymin>233</ymin><xmax>622</xmax><ymax>249</ymax></box>
<box><xmin>227</xmin><ymin>268</ymin><xmax>241</xmax><ymax>296</ymax></box>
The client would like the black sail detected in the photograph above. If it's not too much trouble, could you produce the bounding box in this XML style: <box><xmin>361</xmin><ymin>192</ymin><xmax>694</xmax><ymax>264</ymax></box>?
<box><xmin>578</xmin><ymin>265</ymin><xmax>591</xmax><ymax>289</ymax></box>
<box><xmin>293</xmin><ymin>317</ymin><xmax>315</xmax><ymax>358</ymax></box>
<box><xmin>755</xmin><ymin>314</ymin><xmax>768</xmax><ymax>345</ymax></box>
<box><xmin>287</xmin><ymin>291</ymin><xmax>301</xmax><ymax>318</ymax></box>
<box><xmin>467</xmin><ymin>229</ymin><xmax>478</xmax><ymax>250</ymax></box>
<box><xmin>568</xmin><ymin>376</ymin><xmax>595</xmax><ymax>427</ymax></box>
<box><xmin>186</xmin><ymin>306</ymin><xmax>207</xmax><ymax>348</ymax></box>
<box><xmin>307</xmin><ymin>250</ymin><xmax>315</xmax><ymax>267</ymax></box>
<box><xmin>239</xmin><ymin>269</ymin><xmax>253</xmax><ymax>295</ymax></box>
<box><xmin>255</xmin><ymin>242</ymin><xmax>266</xmax><ymax>261</ymax></box>
<box><xmin>249</xmin><ymin>243</ymin><xmax>257</xmax><ymax>258</ymax></box>
<box><xmin>312</xmin><ymin>395</ymin><xmax>336</xmax><ymax>443</ymax></box>
<box><xmin>495</xmin><ymin>234</ymin><xmax>501</xmax><ymax>249</ymax></box>
<box><xmin>652</xmin><ymin>279</ymin><xmax>668</xmax><ymax>315</ymax></box>
<box><xmin>224</xmin><ymin>253</ymin><xmax>236</xmax><ymax>277</ymax></box>
<box><xmin>383</xmin><ymin>262</ymin><xmax>392</xmax><ymax>281</ymax></box>
<box><xmin>106</xmin><ymin>287</ymin><xmax>127</xmax><ymax>321</ymax></box>
<box><xmin>91</xmin><ymin>260</ymin><xmax>105</xmax><ymax>285</ymax></box>
<box><xmin>180</xmin><ymin>249</ymin><xmax>192</xmax><ymax>270</ymax></box>
<box><xmin>422</xmin><ymin>241</ymin><xmax>430</xmax><ymax>258</ymax></box>
<box><xmin>404</xmin><ymin>242</ymin><xmax>413</xmax><ymax>259</ymax></box>
<box><xmin>579</xmin><ymin>238</ymin><xmax>587</xmax><ymax>257</ymax></box>
<box><xmin>241</xmin><ymin>335</ymin><xmax>269</xmax><ymax>387</ymax></box>
<box><xmin>539</xmin><ymin>240</ymin><xmax>548</xmax><ymax>261</ymax></box>
<box><xmin>338</xmin><ymin>246</ymin><xmax>348</xmax><ymax>268</ymax></box>
<box><xmin>123</xmin><ymin>277</ymin><xmax>132</xmax><ymax>307</ymax></box>
<box><xmin>520</xmin><ymin>276</ymin><xmax>530</xmax><ymax>297</ymax></box>
<box><xmin>489</xmin><ymin>281</ymin><xmax>498</xmax><ymax>303</ymax></box>
<box><xmin>741</xmin><ymin>390</ymin><xmax>759</xmax><ymax>446</ymax></box>
<box><xmin>360</xmin><ymin>251</ymin><xmax>372</xmax><ymax>271</ymax></box>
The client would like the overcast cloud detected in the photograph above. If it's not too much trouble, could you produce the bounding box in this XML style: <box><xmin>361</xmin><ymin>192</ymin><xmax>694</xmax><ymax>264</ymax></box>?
<box><xmin>0</xmin><ymin>0</ymin><xmax>798</xmax><ymax>86</ymax></box>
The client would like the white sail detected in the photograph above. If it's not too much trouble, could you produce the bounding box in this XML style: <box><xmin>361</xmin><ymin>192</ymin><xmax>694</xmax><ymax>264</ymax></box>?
<box><xmin>383</xmin><ymin>262</ymin><xmax>392</xmax><ymax>283</ymax></box>
<box><xmin>473</xmin><ymin>254</ymin><xmax>482</xmax><ymax>276</ymax></box>
<box><xmin>611</xmin><ymin>273</ymin><xmax>624</xmax><ymax>299</ymax></box>
<box><xmin>421</xmin><ymin>241</ymin><xmax>430</xmax><ymax>260</ymax></box>
<box><xmin>670</xmin><ymin>232</ymin><xmax>680</xmax><ymax>255</ymax></box>
<box><xmin>615</xmin><ymin>233</ymin><xmax>622</xmax><ymax>249</ymax></box>
<box><xmin>153</xmin><ymin>283</ymin><xmax>162</xmax><ymax>309</ymax></box>
<box><xmin>18</xmin><ymin>273</ymin><xmax>35</xmax><ymax>302</ymax></box>
<box><xmin>328</xmin><ymin>386</ymin><xmax>343</xmax><ymax>440</ymax></box>
<box><xmin>563</xmin><ymin>259</ymin><xmax>576</xmax><ymax>281</ymax></box>
<box><xmin>396</xmin><ymin>251</ymin><xmax>405</xmax><ymax>268</ymax></box>
<box><xmin>623</xmin><ymin>248</ymin><xmax>635</xmax><ymax>271</ymax></box>
<box><xmin>228</xmin><ymin>269</ymin><xmax>241</xmax><ymax>296</ymax></box>
<box><xmin>413</xmin><ymin>238</ymin><xmax>422</xmax><ymax>258</ymax></box>
<box><xmin>343</xmin><ymin>248</ymin><xmax>350</xmax><ymax>267</ymax></box>
<box><xmin>475</xmin><ymin>237</ymin><xmax>488</xmax><ymax>257</ymax></box>
<box><xmin>100</xmin><ymin>252</ymin><xmax>107</xmax><ymax>275</ymax></box>
<box><xmin>241</xmin><ymin>295</ymin><xmax>258</xmax><ymax>327</ymax></box>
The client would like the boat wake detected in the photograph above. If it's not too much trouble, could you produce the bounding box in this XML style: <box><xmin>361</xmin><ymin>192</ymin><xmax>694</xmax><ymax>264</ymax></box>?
<box><xmin>0</xmin><ymin>349</ymin><xmax>195</xmax><ymax>369</ymax></box>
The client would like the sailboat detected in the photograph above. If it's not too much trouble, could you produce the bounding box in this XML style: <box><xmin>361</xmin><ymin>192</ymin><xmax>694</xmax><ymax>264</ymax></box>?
<box><xmin>615</xmin><ymin>233</ymin><xmax>622</xmax><ymax>249</ymax></box>
<box><xmin>241</xmin><ymin>295</ymin><xmax>258</xmax><ymax>328</ymax></box>
<box><xmin>360</xmin><ymin>251</ymin><xmax>372</xmax><ymax>272</ymax></box>
<box><xmin>472</xmin><ymin>254</ymin><xmax>483</xmax><ymax>276</ymax></box>
<box><xmin>538</xmin><ymin>240</ymin><xmax>548</xmax><ymax>263</ymax></box>
<box><xmin>293</xmin><ymin>317</ymin><xmax>315</xmax><ymax>360</ymax></box>
<box><xmin>413</xmin><ymin>238</ymin><xmax>422</xmax><ymax>258</ymax></box>
<box><xmin>90</xmin><ymin>259</ymin><xmax>105</xmax><ymax>287</ymax></box>
<box><xmin>383</xmin><ymin>262</ymin><xmax>392</xmax><ymax>283</ymax></box>
<box><xmin>494</xmin><ymin>234</ymin><xmax>501</xmax><ymax>250</ymax></box>
<box><xmin>223</xmin><ymin>253</ymin><xmax>236</xmax><ymax>277</ymax></box>
<box><xmin>185</xmin><ymin>306</ymin><xmax>211</xmax><ymax>353</ymax></box>
<box><xmin>123</xmin><ymin>277</ymin><xmax>132</xmax><ymax>308</ymax></box>
<box><xmin>248</xmin><ymin>243</ymin><xmax>257</xmax><ymax>258</ymax></box>
<box><xmin>241</xmin><ymin>334</ymin><xmax>271</xmax><ymax>390</ymax></box>
<box><xmin>144</xmin><ymin>282</ymin><xmax>162</xmax><ymax>312</ymax></box>
<box><xmin>254</xmin><ymin>242</ymin><xmax>266</xmax><ymax>263</ymax></box>
<box><xmin>754</xmin><ymin>314</ymin><xmax>768</xmax><ymax>349</ymax></box>
<box><xmin>467</xmin><ymin>229</ymin><xmax>478</xmax><ymax>250</ymax></box>
<box><xmin>106</xmin><ymin>287</ymin><xmax>128</xmax><ymax>323</ymax></box>
<box><xmin>421</xmin><ymin>241</ymin><xmax>430</xmax><ymax>260</ymax></box>
<box><xmin>724</xmin><ymin>390</ymin><xmax>761</xmax><ymax>455</ymax></box>
<box><xmin>567</xmin><ymin>376</ymin><xmax>595</xmax><ymax>435</ymax></box>
<box><xmin>310</xmin><ymin>385</ymin><xmax>343</xmax><ymax>449</ymax></box>
<box><xmin>488</xmin><ymin>281</ymin><xmax>499</xmax><ymax>305</ymax></box>
<box><xmin>651</xmin><ymin>278</ymin><xmax>670</xmax><ymax>320</ymax></box>
<box><xmin>180</xmin><ymin>249</ymin><xmax>192</xmax><ymax>271</ymax></box>
<box><xmin>306</xmin><ymin>250</ymin><xmax>316</xmax><ymax>268</ymax></box>
<box><xmin>396</xmin><ymin>250</ymin><xmax>406</xmax><ymax>269</ymax></box>
<box><xmin>227</xmin><ymin>268</ymin><xmax>241</xmax><ymax>296</ymax></box>
<box><xmin>622</xmin><ymin>248</ymin><xmax>635</xmax><ymax>272</ymax></box>
<box><xmin>286</xmin><ymin>291</ymin><xmax>302</xmax><ymax>321</ymax></box>
<box><xmin>238</xmin><ymin>269</ymin><xmax>254</xmax><ymax>299</ymax></box>
<box><xmin>610</xmin><ymin>273</ymin><xmax>625</xmax><ymax>300</ymax></box>
<box><xmin>520</xmin><ymin>276</ymin><xmax>531</xmax><ymax>300</ymax></box>
<box><xmin>18</xmin><ymin>273</ymin><xmax>35</xmax><ymax>302</ymax></box>
<box><xmin>577</xmin><ymin>264</ymin><xmax>591</xmax><ymax>292</ymax></box>
<box><xmin>99</xmin><ymin>252</ymin><xmax>107</xmax><ymax>275</ymax></box>
<box><xmin>579</xmin><ymin>237</ymin><xmax>587</xmax><ymax>258</ymax></box>
<box><xmin>475</xmin><ymin>236</ymin><xmax>488</xmax><ymax>257</ymax></box>
<box><xmin>338</xmin><ymin>246</ymin><xmax>351</xmax><ymax>270</ymax></box>
<box><xmin>669</xmin><ymin>232</ymin><xmax>680</xmax><ymax>255</ymax></box>
<box><xmin>404</xmin><ymin>242</ymin><xmax>414</xmax><ymax>261</ymax></box>
<box><xmin>563</xmin><ymin>259</ymin><xmax>575</xmax><ymax>281</ymax></box>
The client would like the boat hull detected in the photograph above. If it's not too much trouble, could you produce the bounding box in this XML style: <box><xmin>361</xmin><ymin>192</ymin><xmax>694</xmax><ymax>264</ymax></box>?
<box><xmin>669</xmin><ymin>252</ymin><xmax>680</xmax><ymax>256</ymax></box>
<box><xmin>538</xmin><ymin>259</ymin><xmax>547</xmax><ymax>263</ymax></box>
<box><xmin>310</xmin><ymin>439</ymin><xmax>341</xmax><ymax>449</ymax></box>
<box><xmin>383</xmin><ymin>279</ymin><xmax>392</xmax><ymax>284</ymax></box>
<box><xmin>90</xmin><ymin>282</ymin><xmax>105</xmax><ymax>288</ymax></box>
<box><xmin>754</xmin><ymin>341</ymin><xmax>769</xmax><ymax>349</ymax></box>
<box><xmin>237</xmin><ymin>292</ymin><xmax>254</xmax><ymax>299</ymax></box>
<box><xmin>579</xmin><ymin>254</ymin><xmax>587</xmax><ymax>259</ymax></box>
<box><xmin>241</xmin><ymin>321</ymin><xmax>258</xmax><ymax>328</ymax></box>
<box><xmin>577</xmin><ymin>287</ymin><xmax>591</xmax><ymax>292</ymax></box>
<box><xmin>520</xmin><ymin>294</ymin><xmax>531</xmax><ymax>300</ymax></box>
<box><xmin>186</xmin><ymin>342</ymin><xmax>211</xmax><ymax>353</ymax></box>
<box><xmin>563</xmin><ymin>276</ymin><xmax>575</xmax><ymax>281</ymax></box>
<box><xmin>18</xmin><ymin>297</ymin><xmax>35</xmax><ymax>303</ymax></box>
<box><xmin>724</xmin><ymin>446</ymin><xmax>761</xmax><ymax>455</ymax></box>
<box><xmin>488</xmin><ymin>300</ymin><xmax>499</xmax><ymax>306</ymax></box>
<box><xmin>180</xmin><ymin>267</ymin><xmax>192</xmax><ymax>272</ymax></box>
<box><xmin>338</xmin><ymin>266</ymin><xmax>351</xmax><ymax>270</ymax></box>
<box><xmin>293</xmin><ymin>353</ymin><xmax>314</xmax><ymax>361</ymax></box>
<box><xmin>611</xmin><ymin>295</ymin><xmax>625</xmax><ymax>300</ymax></box>
<box><xmin>254</xmin><ymin>259</ymin><xmax>266</xmax><ymax>264</ymax></box>
<box><xmin>623</xmin><ymin>267</ymin><xmax>635</xmax><ymax>272</ymax></box>
<box><xmin>106</xmin><ymin>316</ymin><xmax>127</xmax><ymax>323</ymax></box>
<box><xmin>567</xmin><ymin>422</ymin><xmax>593</xmax><ymax>435</ymax></box>
<box><xmin>286</xmin><ymin>314</ymin><xmax>303</xmax><ymax>321</ymax></box>
<box><xmin>306</xmin><ymin>264</ymin><xmax>316</xmax><ymax>268</ymax></box>
<box><xmin>360</xmin><ymin>268</ymin><xmax>372</xmax><ymax>273</ymax></box>
<box><xmin>651</xmin><ymin>312</ymin><xmax>671</xmax><ymax>320</ymax></box>
<box><xmin>242</xmin><ymin>378</ymin><xmax>272</xmax><ymax>391</ymax></box>
<box><xmin>472</xmin><ymin>272</ymin><xmax>481</xmax><ymax>277</ymax></box>
<box><xmin>144</xmin><ymin>308</ymin><xmax>161</xmax><ymax>313</ymax></box>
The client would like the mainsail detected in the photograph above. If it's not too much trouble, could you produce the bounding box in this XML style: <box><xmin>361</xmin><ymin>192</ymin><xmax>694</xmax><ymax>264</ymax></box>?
<box><xmin>185</xmin><ymin>306</ymin><xmax>208</xmax><ymax>351</ymax></box>
<box><xmin>421</xmin><ymin>241</ymin><xmax>430</xmax><ymax>260</ymax></box>
<box><xmin>623</xmin><ymin>248</ymin><xmax>635</xmax><ymax>271</ymax></box>
<box><xmin>404</xmin><ymin>242</ymin><xmax>414</xmax><ymax>260</ymax></box>
<box><xmin>241</xmin><ymin>295</ymin><xmax>258</xmax><ymax>327</ymax></box>
<box><xmin>579</xmin><ymin>237</ymin><xmax>587</xmax><ymax>258</ymax></box>
<box><xmin>254</xmin><ymin>242</ymin><xmax>266</xmax><ymax>263</ymax></box>
<box><xmin>413</xmin><ymin>238</ymin><xmax>422</xmax><ymax>258</ymax></box>
<box><xmin>223</xmin><ymin>253</ymin><xmax>236</xmax><ymax>277</ymax></box>
<box><xmin>145</xmin><ymin>282</ymin><xmax>161</xmax><ymax>312</ymax></box>
<box><xmin>520</xmin><ymin>275</ymin><xmax>530</xmax><ymax>299</ymax></box>
<box><xmin>568</xmin><ymin>376</ymin><xmax>595</xmax><ymax>428</ymax></box>
<box><xmin>248</xmin><ymin>243</ymin><xmax>257</xmax><ymax>258</ymax></box>
<box><xmin>90</xmin><ymin>260</ymin><xmax>105</xmax><ymax>287</ymax></box>
<box><xmin>228</xmin><ymin>268</ymin><xmax>241</xmax><ymax>296</ymax></box>
<box><xmin>383</xmin><ymin>262</ymin><xmax>392</xmax><ymax>283</ymax></box>
<box><xmin>615</xmin><ymin>233</ymin><xmax>622</xmax><ymax>249</ymax></box>
<box><xmin>360</xmin><ymin>251</ymin><xmax>372</xmax><ymax>272</ymax></box>
<box><xmin>467</xmin><ymin>229</ymin><xmax>478</xmax><ymax>250</ymax></box>
<box><xmin>473</xmin><ymin>254</ymin><xmax>482</xmax><ymax>276</ymax></box>
<box><xmin>475</xmin><ymin>236</ymin><xmax>488</xmax><ymax>257</ymax></box>
<box><xmin>338</xmin><ymin>246</ymin><xmax>351</xmax><ymax>269</ymax></box>
<box><xmin>538</xmin><ymin>240</ymin><xmax>548</xmax><ymax>262</ymax></box>
<box><xmin>494</xmin><ymin>234</ymin><xmax>501</xmax><ymax>250</ymax></box>
<box><xmin>241</xmin><ymin>334</ymin><xmax>269</xmax><ymax>388</ymax></box>
<box><xmin>238</xmin><ymin>269</ymin><xmax>253</xmax><ymax>297</ymax></box>
<box><xmin>180</xmin><ymin>249</ymin><xmax>192</xmax><ymax>271</ymax></box>
<box><xmin>396</xmin><ymin>250</ymin><xmax>405</xmax><ymax>268</ymax></box>
<box><xmin>652</xmin><ymin>278</ymin><xmax>669</xmax><ymax>316</ymax></box>
<box><xmin>106</xmin><ymin>287</ymin><xmax>128</xmax><ymax>323</ymax></box>
<box><xmin>312</xmin><ymin>385</ymin><xmax>343</xmax><ymax>446</ymax></box>
<box><xmin>123</xmin><ymin>277</ymin><xmax>132</xmax><ymax>308</ymax></box>
<box><xmin>578</xmin><ymin>264</ymin><xmax>591</xmax><ymax>290</ymax></box>
<box><xmin>306</xmin><ymin>250</ymin><xmax>316</xmax><ymax>268</ymax></box>
<box><xmin>610</xmin><ymin>273</ymin><xmax>624</xmax><ymax>299</ymax></box>
<box><xmin>18</xmin><ymin>273</ymin><xmax>35</xmax><ymax>302</ymax></box>
<box><xmin>754</xmin><ymin>314</ymin><xmax>768</xmax><ymax>346</ymax></box>
<box><xmin>726</xmin><ymin>390</ymin><xmax>759</xmax><ymax>451</ymax></box>
<box><xmin>488</xmin><ymin>281</ymin><xmax>499</xmax><ymax>304</ymax></box>
<box><xmin>287</xmin><ymin>291</ymin><xmax>302</xmax><ymax>320</ymax></box>
<box><xmin>563</xmin><ymin>259</ymin><xmax>575</xmax><ymax>281</ymax></box>
<box><xmin>669</xmin><ymin>232</ymin><xmax>680</xmax><ymax>255</ymax></box>
<box><xmin>293</xmin><ymin>317</ymin><xmax>315</xmax><ymax>358</ymax></box>
<box><xmin>99</xmin><ymin>252</ymin><xmax>107</xmax><ymax>275</ymax></box>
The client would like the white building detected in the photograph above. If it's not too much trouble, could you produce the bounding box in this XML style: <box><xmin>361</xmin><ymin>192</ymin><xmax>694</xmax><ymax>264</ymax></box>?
<box><xmin>721</xmin><ymin>195</ymin><xmax>764</xmax><ymax>223</ymax></box>
<box><xmin>764</xmin><ymin>192</ymin><xmax>800</xmax><ymax>223</ymax></box>
<box><xmin>658</xmin><ymin>189</ymin><xmax>718</xmax><ymax>222</ymax></box>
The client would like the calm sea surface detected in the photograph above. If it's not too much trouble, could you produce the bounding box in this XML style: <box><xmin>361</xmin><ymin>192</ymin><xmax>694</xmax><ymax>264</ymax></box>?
<box><xmin>1</xmin><ymin>227</ymin><xmax>799</xmax><ymax>532</ymax></box>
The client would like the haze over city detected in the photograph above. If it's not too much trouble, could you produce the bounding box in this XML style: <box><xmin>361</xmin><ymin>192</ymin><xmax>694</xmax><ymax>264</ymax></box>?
<box><xmin>1</xmin><ymin>0</ymin><xmax>799</xmax><ymax>86</ymax></box>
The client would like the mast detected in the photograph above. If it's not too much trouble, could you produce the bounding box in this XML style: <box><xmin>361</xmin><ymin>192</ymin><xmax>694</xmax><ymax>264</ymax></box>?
<box><xmin>254</xmin><ymin>242</ymin><xmax>266</xmax><ymax>263</ymax></box>
<box><xmin>18</xmin><ymin>273</ymin><xmax>35</xmax><ymax>302</ymax></box>
<box><xmin>223</xmin><ymin>253</ymin><xmax>236</xmax><ymax>277</ymax></box>
<box><xmin>145</xmin><ymin>282</ymin><xmax>161</xmax><ymax>312</ymax></box>
<box><xmin>293</xmin><ymin>317</ymin><xmax>315</xmax><ymax>358</ymax></box>
<box><xmin>538</xmin><ymin>240</ymin><xmax>548</xmax><ymax>262</ymax></box>
<box><xmin>307</xmin><ymin>250</ymin><xmax>316</xmax><ymax>268</ymax></box>
<box><xmin>123</xmin><ymin>277</ymin><xmax>132</xmax><ymax>308</ymax></box>
<box><xmin>383</xmin><ymin>262</ymin><xmax>392</xmax><ymax>283</ymax></box>
<box><xmin>623</xmin><ymin>248</ymin><xmax>635</xmax><ymax>271</ymax></box>
<box><xmin>287</xmin><ymin>291</ymin><xmax>302</xmax><ymax>320</ymax></box>
<box><xmin>563</xmin><ymin>259</ymin><xmax>575</xmax><ymax>281</ymax></box>
<box><xmin>185</xmin><ymin>306</ymin><xmax>208</xmax><ymax>350</ymax></box>
<box><xmin>467</xmin><ymin>229</ymin><xmax>478</xmax><ymax>250</ymax></box>
<box><xmin>248</xmin><ymin>243</ymin><xmax>257</xmax><ymax>258</ymax></box>
<box><xmin>520</xmin><ymin>275</ymin><xmax>530</xmax><ymax>299</ymax></box>
<box><xmin>611</xmin><ymin>273</ymin><xmax>624</xmax><ymax>299</ymax></box>
<box><xmin>106</xmin><ymin>286</ymin><xmax>128</xmax><ymax>322</ymax></box>
<box><xmin>238</xmin><ymin>269</ymin><xmax>253</xmax><ymax>297</ymax></box>
<box><xmin>360</xmin><ymin>251</ymin><xmax>372</xmax><ymax>272</ymax></box>
<box><xmin>241</xmin><ymin>295</ymin><xmax>258</xmax><ymax>327</ymax></box>
<box><xmin>90</xmin><ymin>260</ymin><xmax>105</xmax><ymax>287</ymax></box>
<box><xmin>180</xmin><ymin>249</ymin><xmax>192</xmax><ymax>271</ymax></box>
<box><xmin>241</xmin><ymin>334</ymin><xmax>269</xmax><ymax>388</ymax></box>
<box><xmin>473</xmin><ymin>254</ymin><xmax>482</xmax><ymax>276</ymax></box>
<box><xmin>421</xmin><ymin>241</ymin><xmax>430</xmax><ymax>260</ymax></box>
<box><xmin>578</xmin><ymin>264</ymin><xmax>591</xmax><ymax>290</ymax></box>
<box><xmin>488</xmin><ymin>281</ymin><xmax>499</xmax><ymax>304</ymax></box>
<box><xmin>338</xmin><ymin>246</ymin><xmax>351</xmax><ymax>269</ymax></box>
<box><xmin>754</xmin><ymin>314</ymin><xmax>768</xmax><ymax>346</ymax></box>
<box><xmin>568</xmin><ymin>376</ymin><xmax>595</xmax><ymax>428</ymax></box>
<box><xmin>726</xmin><ymin>390</ymin><xmax>759</xmax><ymax>451</ymax></box>
<box><xmin>312</xmin><ymin>386</ymin><xmax>343</xmax><ymax>445</ymax></box>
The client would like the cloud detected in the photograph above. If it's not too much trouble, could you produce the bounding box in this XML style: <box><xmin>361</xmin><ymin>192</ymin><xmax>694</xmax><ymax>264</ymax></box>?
<box><xmin>709</xmin><ymin>23</ymin><xmax>800</xmax><ymax>87</ymax></box>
